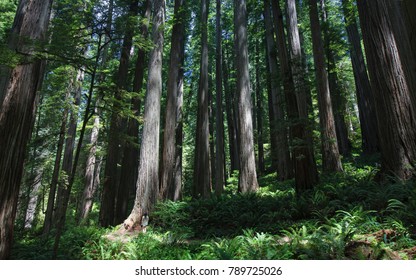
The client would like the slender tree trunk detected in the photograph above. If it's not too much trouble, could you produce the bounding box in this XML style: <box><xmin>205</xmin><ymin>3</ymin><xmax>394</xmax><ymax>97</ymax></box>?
<box><xmin>160</xmin><ymin>0</ymin><xmax>186</xmax><ymax>200</ymax></box>
<box><xmin>357</xmin><ymin>0</ymin><xmax>416</xmax><ymax>180</ymax></box>
<box><xmin>77</xmin><ymin>106</ymin><xmax>100</xmax><ymax>224</ymax></box>
<box><xmin>24</xmin><ymin>171</ymin><xmax>42</xmax><ymax>230</ymax></box>
<box><xmin>223</xmin><ymin>51</ymin><xmax>240</xmax><ymax>173</ymax></box>
<box><xmin>53</xmin><ymin>38</ymin><xmax>101</xmax><ymax>257</ymax></box>
<box><xmin>213</xmin><ymin>0</ymin><xmax>226</xmax><ymax>196</ymax></box>
<box><xmin>263</xmin><ymin>0</ymin><xmax>292</xmax><ymax>181</ymax></box>
<box><xmin>271</xmin><ymin>0</ymin><xmax>318</xmax><ymax>191</ymax></box>
<box><xmin>78</xmin><ymin>1</ymin><xmax>114</xmax><ymax>224</ymax></box>
<box><xmin>0</xmin><ymin>0</ymin><xmax>53</xmax><ymax>260</ymax></box>
<box><xmin>308</xmin><ymin>0</ymin><xmax>343</xmax><ymax>173</ymax></box>
<box><xmin>123</xmin><ymin>0</ymin><xmax>165</xmax><ymax>230</ymax></box>
<box><xmin>43</xmin><ymin>106</ymin><xmax>68</xmax><ymax>235</ymax></box>
<box><xmin>255</xmin><ymin>39</ymin><xmax>265</xmax><ymax>174</ymax></box>
<box><xmin>193</xmin><ymin>0</ymin><xmax>211</xmax><ymax>198</ymax></box>
<box><xmin>55</xmin><ymin>69</ymin><xmax>82</xmax><ymax>226</ymax></box>
<box><xmin>341</xmin><ymin>0</ymin><xmax>378</xmax><ymax>154</ymax></box>
<box><xmin>319</xmin><ymin>0</ymin><xmax>351</xmax><ymax>157</ymax></box>
<box><xmin>235</xmin><ymin>0</ymin><xmax>259</xmax><ymax>192</ymax></box>
<box><xmin>286</xmin><ymin>0</ymin><xmax>315</xmax><ymax>150</ymax></box>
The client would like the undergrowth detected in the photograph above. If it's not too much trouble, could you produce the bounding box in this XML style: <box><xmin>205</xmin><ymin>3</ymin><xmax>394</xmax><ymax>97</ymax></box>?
<box><xmin>11</xmin><ymin>158</ymin><xmax>416</xmax><ymax>260</ymax></box>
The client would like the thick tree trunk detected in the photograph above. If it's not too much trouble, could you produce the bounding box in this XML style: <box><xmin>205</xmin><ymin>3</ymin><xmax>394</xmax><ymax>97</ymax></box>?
<box><xmin>263</xmin><ymin>0</ymin><xmax>292</xmax><ymax>181</ymax></box>
<box><xmin>193</xmin><ymin>0</ymin><xmax>211</xmax><ymax>198</ymax></box>
<box><xmin>101</xmin><ymin>0</ymin><xmax>138</xmax><ymax>227</ymax></box>
<box><xmin>308</xmin><ymin>0</ymin><xmax>343</xmax><ymax>173</ymax></box>
<box><xmin>341</xmin><ymin>0</ymin><xmax>378</xmax><ymax>154</ymax></box>
<box><xmin>0</xmin><ymin>0</ymin><xmax>53</xmax><ymax>260</ymax></box>
<box><xmin>357</xmin><ymin>0</ymin><xmax>416</xmax><ymax>180</ymax></box>
<box><xmin>235</xmin><ymin>0</ymin><xmax>259</xmax><ymax>192</ymax></box>
<box><xmin>160</xmin><ymin>0</ymin><xmax>186</xmax><ymax>200</ymax></box>
<box><xmin>123</xmin><ymin>0</ymin><xmax>165</xmax><ymax>230</ymax></box>
<box><xmin>271</xmin><ymin>0</ymin><xmax>318</xmax><ymax>191</ymax></box>
<box><xmin>114</xmin><ymin>0</ymin><xmax>146</xmax><ymax>225</ymax></box>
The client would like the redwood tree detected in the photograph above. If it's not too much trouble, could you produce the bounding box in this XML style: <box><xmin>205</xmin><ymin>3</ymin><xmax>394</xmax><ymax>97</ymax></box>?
<box><xmin>0</xmin><ymin>0</ymin><xmax>54</xmax><ymax>260</ymax></box>
<box><xmin>357</xmin><ymin>0</ymin><xmax>416</xmax><ymax>179</ymax></box>
<box><xmin>193</xmin><ymin>0</ymin><xmax>211</xmax><ymax>198</ymax></box>
<box><xmin>235</xmin><ymin>0</ymin><xmax>259</xmax><ymax>192</ymax></box>
<box><xmin>123</xmin><ymin>0</ymin><xmax>165</xmax><ymax>230</ymax></box>
<box><xmin>160</xmin><ymin>0</ymin><xmax>186</xmax><ymax>201</ymax></box>
<box><xmin>308</xmin><ymin>0</ymin><xmax>343</xmax><ymax>173</ymax></box>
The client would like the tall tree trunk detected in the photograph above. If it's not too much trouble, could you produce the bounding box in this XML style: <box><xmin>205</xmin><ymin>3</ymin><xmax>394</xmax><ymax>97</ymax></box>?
<box><xmin>341</xmin><ymin>0</ymin><xmax>378</xmax><ymax>154</ymax></box>
<box><xmin>193</xmin><ymin>0</ymin><xmax>211</xmax><ymax>198</ymax></box>
<box><xmin>213</xmin><ymin>0</ymin><xmax>226</xmax><ymax>196</ymax></box>
<box><xmin>319</xmin><ymin>0</ymin><xmax>351</xmax><ymax>157</ymax></box>
<box><xmin>265</xmin><ymin>54</ymin><xmax>279</xmax><ymax>172</ymax></box>
<box><xmin>286</xmin><ymin>0</ymin><xmax>315</xmax><ymax>151</ymax></box>
<box><xmin>235</xmin><ymin>0</ymin><xmax>259</xmax><ymax>192</ymax></box>
<box><xmin>271</xmin><ymin>0</ymin><xmax>318</xmax><ymax>191</ymax></box>
<box><xmin>53</xmin><ymin>37</ymin><xmax>102</xmax><ymax>257</ymax></box>
<box><xmin>255</xmin><ymin>39</ymin><xmax>265</xmax><ymax>174</ymax></box>
<box><xmin>263</xmin><ymin>0</ymin><xmax>292</xmax><ymax>181</ymax></box>
<box><xmin>55</xmin><ymin>68</ymin><xmax>82</xmax><ymax>227</ymax></box>
<box><xmin>78</xmin><ymin>0</ymin><xmax>114</xmax><ymax>224</ymax></box>
<box><xmin>43</xmin><ymin>105</ymin><xmax>68</xmax><ymax>235</ymax></box>
<box><xmin>114</xmin><ymin>0</ymin><xmax>146</xmax><ymax>225</ymax></box>
<box><xmin>123</xmin><ymin>0</ymin><xmax>165</xmax><ymax>230</ymax></box>
<box><xmin>223</xmin><ymin>50</ymin><xmax>240</xmax><ymax>173</ymax></box>
<box><xmin>308</xmin><ymin>0</ymin><xmax>343</xmax><ymax>173</ymax></box>
<box><xmin>77</xmin><ymin>107</ymin><xmax>100</xmax><ymax>224</ymax></box>
<box><xmin>101</xmin><ymin>0</ymin><xmax>138</xmax><ymax>227</ymax></box>
<box><xmin>0</xmin><ymin>0</ymin><xmax>53</xmax><ymax>260</ymax></box>
<box><xmin>160</xmin><ymin>0</ymin><xmax>186</xmax><ymax>200</ymax></box>
<box><xmin>24</xmin><ymin>171</ymin><xmax>42</xmax><ymax>230</ymax></box>
<box><xmin>357</xmin><ymin>0</ymin><xmax>416</xmax><ymax>180</ymax></box>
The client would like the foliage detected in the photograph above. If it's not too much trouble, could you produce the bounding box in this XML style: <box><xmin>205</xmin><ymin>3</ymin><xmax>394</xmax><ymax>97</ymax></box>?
<box><xmin>12</xmin><ymin>158</ymin><xmax>416</xmax><ymax>259</ymax></box>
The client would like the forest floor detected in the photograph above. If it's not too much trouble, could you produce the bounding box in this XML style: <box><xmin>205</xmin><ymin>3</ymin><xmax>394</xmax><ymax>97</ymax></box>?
<box><xmin>11</xmin><ymin>156</ymin><xmax>416</xmax><ymax>260</ymax></box>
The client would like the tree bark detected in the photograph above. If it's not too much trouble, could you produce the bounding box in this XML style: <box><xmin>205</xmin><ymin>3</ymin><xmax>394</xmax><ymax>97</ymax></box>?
<box><xmin>160</xmin><ymin>0</ymin><xmax>186</xmax><ymax>200</ymax></box>
<box><xmin>193</xmin><ymin>0</ymin><xmax>211</xmax><ymax>198</ymax></box>
<box><xmin>43</xmin><ymin>104</ymin><xmax>68</xmax><ymax>235</ymax></box>
<box><xmin>271</xmin><ymin>0</ymin><xmax>318</xmax><ymax>191</ymax></box>
<box><xmin>341</xmin><ymin>0</ymin><xmax>378</xmax><ymax>154</ymax></box>
<box><xmin>223</xmin><ymin>50</ymin><xmax>240</xmax><ymax>173</ymax></box>
<box><xmin>78</xmin><ymin>107</ymin><xmax>100</xmax><ymax>224</ymax></box>
<box><xmin>319</xmin><ymin>0</ymin><xmax>351</xmax><ymax>157</ymax></box>
<box><xmin>123</xmin><ymin>0</ymin><xmax>165</xmax><ymax>230</ymax></box>
<box><xmin>357</xmin><ymin>0</ymin><xmax>416</xmax><ymax>180</ymax></box>
<box><xmin>213</xmin><ymin>0</ymin><xmax>226</xmax><ymax>196</ymax></box>
<box><xmin>263</xmin><ymin>0</ymin><xmax>292</xmax><ymax>181</ymax></box>
<box><xmin>78</xmin><ymin>1</ymin><xmax>114</xmax><ymax>224</ymax></box>
<box><xmin>254</xmin><ymin>39</ymin><xmax>265</xmax><ymax>174</ymax></box>
<box><xmin>235</xmin><ymin>0</ymin><xmax>259</xmax><ymax>192</ymax></box>
<box><xmin>0</xmin><ymin>0</ymin><xmax>53</xmax><ymax>260</ymax></box>
<box><xmin>308</xmin><ymin>0</ymin><xmax>343</xmax><ymax>173</ymax></box>
<box><xmin>100</xmin><ymin>0</ymin><xmax>138</xmax><ymax>227</ymax></box>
